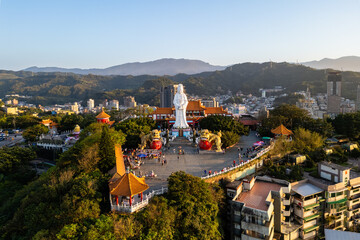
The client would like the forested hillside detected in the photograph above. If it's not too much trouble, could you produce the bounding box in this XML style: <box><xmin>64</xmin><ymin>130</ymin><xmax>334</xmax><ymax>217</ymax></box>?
<box><xmin>2</xmin><ymin>62</ymin><xmax>360</xmax><ymax>106</ymax></box>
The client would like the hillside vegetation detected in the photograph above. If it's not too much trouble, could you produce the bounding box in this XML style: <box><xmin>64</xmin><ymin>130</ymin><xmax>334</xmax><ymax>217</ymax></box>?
<box><xmin>1</xmin><ymin>62</ymin><xmax>360</xmax><ymax>106</ymax></box>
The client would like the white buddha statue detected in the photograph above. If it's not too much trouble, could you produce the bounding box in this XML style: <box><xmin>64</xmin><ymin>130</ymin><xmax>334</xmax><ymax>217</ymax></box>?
<box><xmin>173</xmin><ymin>84</ymin><xmax>189</xmax><ymax>129</ymax></box>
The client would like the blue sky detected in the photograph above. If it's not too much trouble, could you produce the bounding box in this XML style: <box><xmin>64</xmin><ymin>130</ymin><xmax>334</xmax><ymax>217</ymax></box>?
<box><xmin>0</xmin><ymin>0</ymin><xmax>359</xmax><ymax>70</ymax></box>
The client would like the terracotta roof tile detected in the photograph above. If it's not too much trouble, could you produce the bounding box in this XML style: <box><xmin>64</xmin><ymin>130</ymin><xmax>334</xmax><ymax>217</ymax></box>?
<box><xmin>271</xmin><ymin>124</ymin><xmax>293</xmax><ymax>135</ymax></box>
<box><xmin>205</xmin><ymin>107</ymin><xmax>228</xmax><ymax>114</ymax></box>
<box><xmin>187</xmin><ymin>100</ymin><xmax>206</xmax><ymax>111</ymax></box>
<box><xmin>109</xmin><ymin>173</ymin><xmax>149</xmax><ymax>197</ymax></box>
<box><xmin>152</xmin><ymin>107</ymin><xmax>174</xmax><ymax>114</ymax></box>
<box><xmin>96</xmin><ymin>110</ymin><xmax>110</xmax><ymax>119</ymax></box>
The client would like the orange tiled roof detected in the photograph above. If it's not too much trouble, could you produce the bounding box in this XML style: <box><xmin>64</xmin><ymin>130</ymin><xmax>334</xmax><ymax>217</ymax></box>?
<box><xmin>205</xmin><ymin>106</ymin><xmax>228</xmax><ymax>114</ymax></box>
<box><xmin>109</xmin><ymin>173</ymin><xmax>149</xmax><ymax>197</ymax></box>
<box><xmin>41</xmin><ymin>119</ymin><xmax>52</xmax><ymax>125</ymax></box>
<box><xmin>187</xmin><ymin>100</ymin><xmax>206</xmax><ymax>111</ymax></box>
<box><xmin>271</xmin><ymin>124</ymin><xmax>293</xmax><ymax>135</ymax></box>
<box><xmin>152</xmin><ymin>107</ymin><xmax>174</xmax><ymax>115</ymax></box>
<box><xmin>96</xmin><ymin>110</ymin><xmax>110</xmax><ymax>119</ymax></box>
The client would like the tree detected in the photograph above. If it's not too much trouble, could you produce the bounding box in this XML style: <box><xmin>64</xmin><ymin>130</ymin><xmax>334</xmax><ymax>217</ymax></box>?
<box><xmin>59</xmin><ymin>114</ymin><xmax>84</xmax><ymax>132</ymax></box>
<box><xmin>259</xmin><ymin>104</ymin><xmax>333</xmax><ymax>137</ymax></box>
<box><xmin>200</xmin><ymin>115</ymin><xmax>248</xmax><ymax>136</ymax></box>
<box><xmin>115</xmin><ymin>118</ymin><xmax>156</xmax><ymax>148</ymax></box>
<box><xmin>98</xmin><ymin>126</ymin><xmax>115</xmax><ymax>172</ymax></box>
<box><xmin>200</xmin><ymin>115</ymin><xmax>248</xmax><ymax>148</ymax></box>
<box><xmin>0</xmin><ymin>147</ymin><xmax>36</xmax><ymax>174</ymax></box>
<box><xmin>332</xmin><ymin>112</ymin><xmax>360</xmax><ymax>139</ymax></box>
<box><xmin>221</xmin><ymin>131</ymin><xmax>240</xmax><ymax>148</ymax></box>
<box><xmin>15</xmin><ymin>115</ymin><xmax>41</xmax><ymax>129</ymax></box>
<box><xmin>22</xmin><ymin>124</ymin><xmax>49</xmax><ymax>142</ymax></box>
<box><xmin>167</xmin><ymin>171</ymin><xmax>222</xmax><ymax>240</ymax></box>
<box><xmin>136</xmin><ymin>197</ymin><xmax>176</xmax><ymax>240</ymax></box>
<box><xmin>292</xmin><ymin>128</ymin><xmax>324</xmax><ymax>153</ymax></box>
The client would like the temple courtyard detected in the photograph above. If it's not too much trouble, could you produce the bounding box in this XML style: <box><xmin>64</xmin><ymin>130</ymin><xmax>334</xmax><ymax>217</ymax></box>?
<box><xmin>138</xmin><ymin>131</ymin><xmax>260</xmax><ymax>191</ymax></box>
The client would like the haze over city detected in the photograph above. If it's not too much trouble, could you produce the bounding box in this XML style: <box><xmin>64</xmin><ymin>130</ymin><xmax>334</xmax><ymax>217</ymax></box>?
<box><xmin>1</xmin><ymin>0</ymin><xmax>360</xmax><ymax>70</ymax></box>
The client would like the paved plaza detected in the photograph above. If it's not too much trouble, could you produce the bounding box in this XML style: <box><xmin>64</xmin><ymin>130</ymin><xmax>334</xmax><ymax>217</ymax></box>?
<box><xmin>140</xmin><ymin>131</ymin><xmax>260</xmax><ymax>191</ymax></box>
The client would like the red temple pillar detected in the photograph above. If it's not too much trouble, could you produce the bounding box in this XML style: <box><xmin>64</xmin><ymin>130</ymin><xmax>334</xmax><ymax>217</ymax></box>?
<box><xmin>129</xmin><ymin>195</ymin><xmax>132</xmax><ymax>206</ymax></box>
<box><xmin>115</xmin><ymin>195</ymin><xmax>118</xmax><ymax>205</ymax></box>
<box><xmin>141</xmin><ymin>192</ymin><xmax>143</xmax><ymax>201</ymax></box>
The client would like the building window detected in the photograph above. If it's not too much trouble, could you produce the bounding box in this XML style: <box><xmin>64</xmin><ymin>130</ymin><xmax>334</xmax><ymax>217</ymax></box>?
<box><xmin>234</xmin><ymin>223</ymin><xmax>241</xmax><ymax>229</ymax></box>
<box><xmin>234</xmin><ymin>210</ymin><xmax>241</xmax><ymax>216</ymax></box>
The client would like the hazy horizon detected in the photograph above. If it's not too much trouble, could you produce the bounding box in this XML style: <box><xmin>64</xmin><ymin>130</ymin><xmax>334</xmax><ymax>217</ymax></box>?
<box><xmin>1</xmin><ymin>0</ymin><xmax>359</xmax><ymax>70</ymax></box>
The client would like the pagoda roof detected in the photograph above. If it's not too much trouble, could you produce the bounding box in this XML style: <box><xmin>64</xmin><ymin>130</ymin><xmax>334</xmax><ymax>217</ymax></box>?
<box><xmin>152</xmin><ymin>107</ymin><xmax>174</xmax><ymax>115</ymax></box>
<box><xmin>271</xmin><ymin>124</ymin><xmax>293</xmax><ymax>135</ymax></box>
<box><xmin>96</xmin><ymin>110</ymin><xmax>110</xmax><ymax>119</ymax></box>
<box><xmin>205</xmin><ymin>106</ymin><xmax>228</xmax><ymax>114</ymax></box>
<box><xmin>187</xmin><ymin>100</ymin><xmax>206</xmax><ymax>111</ymax></box>
<box><xmin>41</xmin><ymin>119</ymin><xmax>53</xmax><ymax>125</ymax></box>
<box><xmin>109</xmin><ymin>172</ymin><xmax>149</xmax><ymax>197</ymax></box>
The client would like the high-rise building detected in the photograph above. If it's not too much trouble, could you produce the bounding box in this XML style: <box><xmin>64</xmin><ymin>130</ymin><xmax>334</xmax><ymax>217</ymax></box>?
<box><xmin>160</xmin><ymin>84</ymin><xmax>178</xmax><ymax>108</ymax></box>
<box><xmin>87</xmin><ymin>99</ymin><xmax>95</xmax><ymax>111</ymax></box>
<box><xmin>201</xmin><ymin>97</ymin><xmax>219</xmax><ymax>108</ymax></box>
<box><xmin>124</xmin><ymin>96</ymin><xmax>137</xmax><ymax>108</ymax></box>
<box><xmin>327</xmin><ymin>72</ymin><xmax>342</xmax><ymax>115</ymax></box>
<box><xmin>70</xmin><ymin>102</ymin><xmax>79</xmax><ymax>114</ymax></box>
<box><xmin>109</xmin><ymin>100</ymin><xmax>119</xmax><ymax>110</ymax></box>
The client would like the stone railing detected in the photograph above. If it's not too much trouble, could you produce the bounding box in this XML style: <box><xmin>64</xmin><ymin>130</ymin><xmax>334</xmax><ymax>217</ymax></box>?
<box><xmin>111</xmin><ymin>187</ymin><xmax>168</xmax><ymax>213</ymax></box>
<box><xmin>201</xmin><ymin>144</ymin><xmax>273</xmax><ymax>180</ymax></box>
<box><xmin>37</xmin><ymin>142</ymin><xmax>64</xmax><ymax>149</ymax></box>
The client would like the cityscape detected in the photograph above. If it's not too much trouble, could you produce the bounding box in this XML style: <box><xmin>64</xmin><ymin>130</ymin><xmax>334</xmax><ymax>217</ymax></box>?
<box><xmin>1</xmin><ymin>1</ymin><xmax>360</xmax><ymax>240</ymax></box>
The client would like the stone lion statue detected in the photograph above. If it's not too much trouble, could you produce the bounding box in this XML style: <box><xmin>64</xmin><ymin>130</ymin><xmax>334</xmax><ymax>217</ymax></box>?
<box><xmin>139</xmin><ymin>129</ymin><xmax>161</xmax><ymax>150</ymax></box>
<box><xmin>200</xmin><ymin>129</ymin><xmax>222</xmax><ymax>152</ymax></box>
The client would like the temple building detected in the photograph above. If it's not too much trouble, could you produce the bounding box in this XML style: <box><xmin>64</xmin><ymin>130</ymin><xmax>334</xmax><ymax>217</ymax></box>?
<box><xmin>109</xmin><ymin>145</ymin><xmax>149</xmax><ymax>213</ymax></box>
<box><xmin>271</xmin><ymin>124</ymin><xmax>293</xmax><ymax>137</ymax></box>
<box><xmin>150</xmin><ymin>100</ymin><xmax>231</xmax><ymax>126</ymax></box>
<box><xmin>96</xmin><ymin>109</ymin><xmax>115</xmax><ymax>126</ymax></box>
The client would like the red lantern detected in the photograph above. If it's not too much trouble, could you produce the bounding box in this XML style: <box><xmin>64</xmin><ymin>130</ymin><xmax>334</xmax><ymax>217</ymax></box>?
<box><xmin>199</xmin><ymin>140</ymin><xmax>212</xmax><ymax>150</ymax></box>
<box><xmin>150</xmin><ymin>140</ymin><xmax>162</xmax><ymax>150</ymax></box>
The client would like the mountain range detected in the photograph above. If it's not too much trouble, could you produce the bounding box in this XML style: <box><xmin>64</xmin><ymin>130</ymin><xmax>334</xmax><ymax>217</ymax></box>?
<box><xmin>302</xmin><ymin>56</ymin><xmax>360</xmax><ymax>72</ymax></box>
<box><xmin>24</xmin><ymin>58</ymin><xmax>226</xmax><ymax>76</ymax></box>
<box><xmin>2</xmin><ymin>61</ymin><xmax>360</xmax><ymax>107</ymax></box>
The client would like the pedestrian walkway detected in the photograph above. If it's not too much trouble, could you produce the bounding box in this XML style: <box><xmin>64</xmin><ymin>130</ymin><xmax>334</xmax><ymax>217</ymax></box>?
<box><xmin>138</xmin><ymin>131</ymin><xmax>261</xmax><ymax>190</ymax></box>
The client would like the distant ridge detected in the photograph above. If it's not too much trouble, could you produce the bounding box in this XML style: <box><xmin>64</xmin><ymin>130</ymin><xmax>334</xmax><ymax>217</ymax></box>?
<box><xmin>302</xmin><ymin>56</ymin><xmax>360</xmax><ymax>72</ymax></box>
<box><xmin>24</xmin><ymin>58</ymin><xmax>226</xmax><ymax>76</ymax></box>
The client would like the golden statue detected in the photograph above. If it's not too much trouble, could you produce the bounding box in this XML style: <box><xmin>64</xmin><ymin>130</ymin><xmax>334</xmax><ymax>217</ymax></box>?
<box><xmin>200</xmin><ymin>129</ymin><xmax>222</xmax><ymax>152</ymax></box>
<box><xmin>139</xmin><ymin>129</ymin><xmax>161</xmax><ymax>150</ymax></box>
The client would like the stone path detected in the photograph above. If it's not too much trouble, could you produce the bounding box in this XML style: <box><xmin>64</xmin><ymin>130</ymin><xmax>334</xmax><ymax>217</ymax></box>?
<box><xmin>140</xmin><ymin>131</ymin><xmax>260</xmax><ymax>191</ymax></box>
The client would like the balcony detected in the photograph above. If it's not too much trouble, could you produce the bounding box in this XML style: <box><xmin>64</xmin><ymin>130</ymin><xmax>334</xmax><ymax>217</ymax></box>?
<box><xmin>303</xmin><ymin>225</ymin><xmax>319</xmax><ymax>234</ymax></box>
<box><xmin>304</xmin><ymin>214</ymin><xmax>320</xmax><ymax>222</ymax></box>
<box><xmin>303</xmin><ymin>203</ymin><xmax>320</xmax><ymax>211</ymax></box>
<box><xmin>338</xmin><ymin>205</ymin><xmax>347</xmax><ymax>211</ymax></box>
<box><xmin>303</xmin><ymin>198</ymin><xmax>317</xmax><ymax>207</ymax></box>
<box><xmin>241</xmin><ymin>220</ymin><xmax>272</xmax><ymax>236</ymax></box>
<box><xmin>283</xmin><ymin>210</ymin><xmax>291</xmax><ymax>217</ymax></box>
<box><xmin>283</xmin><ymin>199</ymin><xmax>291</xmax><ymax>205</ymax></box>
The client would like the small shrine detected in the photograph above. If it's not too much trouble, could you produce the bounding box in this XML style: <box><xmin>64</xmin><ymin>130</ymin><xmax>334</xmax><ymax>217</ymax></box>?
<box><xmin>96</xmin><ymin>109</ymin><xmax>115</xmax><ymax>126</ymax></box>
<box><xmin>271</xmin><ymin>124</ymin><xmax>293</xmax><ymax>136</ymax></box>
<box><xmin>109</xmin><ymin>145</ymin><xmax>149</xmax><ymax>212</ymax></box>
<box><xmin>40</xmin><ymin>119</ymin><xmax>59</xmax><ymax>135</ymax></box>
<box><xmin>73</xmin><ymin>124</ymin><xmax>81</xmax><ymax>136</ymax></box>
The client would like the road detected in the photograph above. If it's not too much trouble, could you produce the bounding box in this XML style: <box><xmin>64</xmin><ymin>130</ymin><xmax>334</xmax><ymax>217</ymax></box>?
<box><xmin>0</xmin><ymin>134</ymin><xmax>25</xmax><ymax>148</ymax></box>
